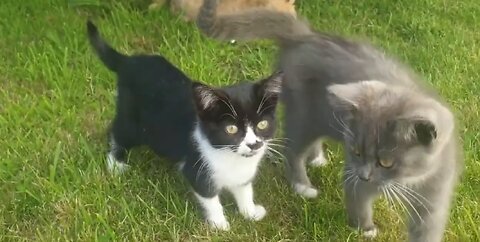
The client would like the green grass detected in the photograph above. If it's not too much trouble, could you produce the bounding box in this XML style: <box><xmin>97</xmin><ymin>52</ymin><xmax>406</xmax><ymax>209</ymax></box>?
<box><xmin>1</xmin><ymin>0</ymin><xmax>479</xmax><ymax>241</ymax></box>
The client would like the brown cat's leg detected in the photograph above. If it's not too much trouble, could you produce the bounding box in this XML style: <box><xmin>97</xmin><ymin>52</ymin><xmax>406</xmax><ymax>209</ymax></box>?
<box><xmin>344</xmin><ymin>166</ymin><xmax>380</xmax><ymax>238</ymax></box>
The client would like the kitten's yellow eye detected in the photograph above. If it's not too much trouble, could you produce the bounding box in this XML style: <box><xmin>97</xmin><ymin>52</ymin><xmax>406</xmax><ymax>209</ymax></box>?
<box><xmin>257</xmin><ymin>120</ymin><xmax>269</xmax><ymax>130</ymax></box>
<box><xmin>379</xmin><ymin>159</ymin><xmax>394</xmax><ymax>168</ymax></box>
<box><xmin>225</xmin><ymin>125</ymin><xmax>238</xmax><ymax>134</ymax></box>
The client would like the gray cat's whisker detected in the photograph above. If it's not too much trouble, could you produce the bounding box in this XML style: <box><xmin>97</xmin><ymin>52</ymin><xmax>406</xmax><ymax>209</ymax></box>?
<box><xmin>389</xmin><ymin>186</ymin><xmax>414</xmax><ymax>222</ymax></box>
<box><xmin>384</xmin><ymin>185</ymin><xmax>407</xmax><ymax>226</ymax></box>
<box><xmin>332</xmin><ymin>111</ymin><xmax>354</xmax><ymax>138</ymax></box>
<box><xmin>393</xmin><ymin>183</ymin><xmax>431</xmax><ymax>216</ymax></box>
<box><xmin>344</xmin><ymin>174</ymin><xmax>356</xmax><ymax>186</ymax></box>
<box><xmin>394</xmin><ymin>182</ymin><xmax>432</xmax><ymax>207</ymax></box>
<box><xmin>353</xmin><ymin>178</ymin><xmax>359</xmax><ymax>202</ymax></box>
<box><xmin>392</xmin><ymin>185</ymin><xmax>425</xmax><ymax>224</ymax></box>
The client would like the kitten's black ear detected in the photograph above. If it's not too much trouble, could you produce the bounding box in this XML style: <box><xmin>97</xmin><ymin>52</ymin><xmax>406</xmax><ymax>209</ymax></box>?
<box><xmin>191</xmin><ymin>82</ymin><xmax>220</xmax><ymax>111</ymax></box>
<box><xmin>258</xmin><ymin>71</ymin><xmax>283</xmax><ymax>96</ymax></box>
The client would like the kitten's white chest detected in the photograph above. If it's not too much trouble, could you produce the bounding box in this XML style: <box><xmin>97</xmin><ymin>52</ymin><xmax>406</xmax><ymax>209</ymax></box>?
<box><xmin>208</xmin><ymin>151</ymin><xmax>263</xmax><ymax>188</ymax></box>
<box><xmin>193</xmin><ymin>127</ymin><xmax>265</xmax><ymax>188</ymax></box>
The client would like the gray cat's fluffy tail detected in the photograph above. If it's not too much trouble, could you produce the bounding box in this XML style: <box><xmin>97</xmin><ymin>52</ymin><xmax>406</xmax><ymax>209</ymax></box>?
<box><xmin>196</xmin><ymin>0</ymin><xmax>313</xmax><ymax>43</ymax></box>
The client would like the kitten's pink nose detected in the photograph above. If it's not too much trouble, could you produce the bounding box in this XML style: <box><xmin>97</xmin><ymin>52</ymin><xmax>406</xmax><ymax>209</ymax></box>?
<box><xmin>247</xmin><ymin>141</ymin><xmax>263</xmax><ymax>150</ymax></box>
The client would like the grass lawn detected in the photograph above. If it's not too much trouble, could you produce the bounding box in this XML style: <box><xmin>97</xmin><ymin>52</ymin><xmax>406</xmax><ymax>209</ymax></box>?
<box><xmin>1</xmin><ymin>0</ymin><xmax>479</xmax><ymax>241</ymax></box>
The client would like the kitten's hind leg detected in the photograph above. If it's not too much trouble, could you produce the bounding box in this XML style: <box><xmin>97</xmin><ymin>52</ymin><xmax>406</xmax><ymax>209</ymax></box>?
<box><xmin>107</xmin><ymin>134</ymin><xmax>130</xmax><ymax>174</ymax></box>
<box><xmin>309</xmin><ymin>139</ymin><xmax>328</xmax><ymax>167</ymax></box>
<box><xmin>344</xmin><ymin>166</ymin><xmax>379</xmax><ymax>238</ymax></box>
<box><xmin>228</xmin><ymin>183</ymin><xmax>266</xmax><ymax>221</ymax></box>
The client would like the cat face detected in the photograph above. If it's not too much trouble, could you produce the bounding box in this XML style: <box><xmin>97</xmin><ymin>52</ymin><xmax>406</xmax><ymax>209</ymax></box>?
<box><xmin>192</xmin><ymin>73</ymin><xmax>282</xmax><ymax>157</ymax></box>
<box><xmin>328</xmin><ymin>81</ymin><xmax>447</xmax><ymax>185</ymax></box>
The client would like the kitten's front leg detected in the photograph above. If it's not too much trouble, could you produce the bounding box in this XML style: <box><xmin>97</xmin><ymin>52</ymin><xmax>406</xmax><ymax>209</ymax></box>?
<box><xmin>344</xmin><ymin>171</ymin><xmax>380</xmax><ymax>238</ymax></box>
<box><xmin>194</xmin><ymin>193</ymin><xmax>230</xmax><ymax>230</ymax></box>
<box><xmin>228</xmin><ymin>183</ymin><xmax>266</xmax><ymax>221</ymax></box>
<box><xmin>407</xmin><ymin>190</ymin><xmax>451</xmax><ymax>242</ymax></box>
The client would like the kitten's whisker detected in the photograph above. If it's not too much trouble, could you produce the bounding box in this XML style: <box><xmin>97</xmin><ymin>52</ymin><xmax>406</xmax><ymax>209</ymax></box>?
<box><xmin>220</xmin><ymin>112</ymin><xmax>237</xmax><ymax>120</ymax></box>
<box><xmin>258</xmin><ymin>104</ymin><xmax>277</xmax><ymax>116</ymax></box>
<box><xmin>256</xmin><ymin>93</ymin><xmax>270</xmax><ymax>114</ymax></box>
<box><xmin>353</xmin><ymin>177</ymin><xmax>359</xmax><ymax>202</ymax></box>
<box><xmin>384</xmin><ymin>185</ymin><xmax>407</xmax><ymax>226</ymax></box>
<box><xmin>394</xmin><ymin>182</ymin><xmax>432</xmax><ymax>207</ymax></box>
<box><xmin>389</xmin><ymin>185</ymin><xmax>414</xmax><ymax>222</ymax></box>
<box><xmin>266</xmin><ymin>146</ymin><xmax>286</xmax><ymax>160</ymax></box>
<box><xmin>332</xmin><ymin>111</ymin><xmax>354</xmax><ymax>139</ymax></box>
<box><xmin>392</xmin><ymin>184</ymin><xmax>424</xmax><ymax>224</ymax></box>
<box><xmin>219</xmin><ymin>98</ymin><xmax>238</xmax><ymax>117</ymax></box>
<box><xmin>393</xmin><ymin>182</ymin><xmax>431</xmax><ymax>215</ymax></box>
<box><xmin>343</xmin><ymin>173</ymin><xmax>356</xmax><ymax>186</ymax></box>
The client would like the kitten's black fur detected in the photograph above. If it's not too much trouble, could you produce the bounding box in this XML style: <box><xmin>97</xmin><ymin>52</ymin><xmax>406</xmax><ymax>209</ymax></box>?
<box><xmin>86</xmin><ymin>21</ymin><xmax>281</xmax><ymax>198</ymax></box>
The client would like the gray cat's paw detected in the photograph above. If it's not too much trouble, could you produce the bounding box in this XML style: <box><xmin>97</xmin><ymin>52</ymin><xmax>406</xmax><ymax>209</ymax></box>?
<box><xmin>363</xmin><ymin>226</ymin><xmax>378</xmax><ymax>239</ymax></box>
<box><xmin>293</xmin><ymin>183</ymin><xmax>318</xmax><ymax>198</ymax></box>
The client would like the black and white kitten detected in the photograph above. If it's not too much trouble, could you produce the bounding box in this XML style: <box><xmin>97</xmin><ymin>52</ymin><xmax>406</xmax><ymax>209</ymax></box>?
<box><xmin>86</xmin><ymin>21</ymin><xmax>282</xmax><ymax>230</ymax></box>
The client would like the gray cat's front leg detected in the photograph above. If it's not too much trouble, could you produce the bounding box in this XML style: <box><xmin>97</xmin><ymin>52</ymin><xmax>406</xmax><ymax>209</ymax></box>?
<box><xmin>344</xmin><ymin>172</ymin><xmax>380</xmax><ymax>238</ymax></box>
<box><xmin>407</xmin><ymin>190</ymin><xmax>451</xmax><ymax>242</ymax></box>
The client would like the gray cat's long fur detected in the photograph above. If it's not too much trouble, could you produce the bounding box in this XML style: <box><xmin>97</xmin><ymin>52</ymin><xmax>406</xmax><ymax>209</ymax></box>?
<box><xmin>197</xmin><ymin>1</ymin><xmax>463</xmax><ymax>241</ymax></box>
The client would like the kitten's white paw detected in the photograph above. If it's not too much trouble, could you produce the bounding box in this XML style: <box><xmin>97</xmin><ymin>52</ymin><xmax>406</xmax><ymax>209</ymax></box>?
<box><xmin>207</xmin><ymin>217</ymin><xmax>230</xmax><ymax>231</ymax></box>
<box><xmin>294</xmin><ymin>183</ymin><xmax>318</xmax><ymax>198</ymax></box>
<box><xmin>309</xmin><ymin>154</ymin><xmax>328</xmax><ymax>167</ymax></box>
<box><xmin>243</xmin><ymin>205</ymin><xmax>267</xmax><ymax>221</ymax></box>
<box><xmin>107</xmin><ymin>153</ymin><xmax>129</xmax><ymax>174</ymax></box>
<box><xmin>363</xmin><ymin>227</ymin><xmax>378</xmax><ymax>238</ymax></box>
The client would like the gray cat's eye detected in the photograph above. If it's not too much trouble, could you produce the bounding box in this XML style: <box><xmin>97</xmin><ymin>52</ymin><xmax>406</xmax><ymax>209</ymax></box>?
<box><xmin>225</xmin><ymin>125</ymin><xmax>238</xmax><ymax>134</ymax></box>
<box><xmin>378</xmin><ymin>158</ymin><xmax>394</xmax><ymax>168</ymax></box>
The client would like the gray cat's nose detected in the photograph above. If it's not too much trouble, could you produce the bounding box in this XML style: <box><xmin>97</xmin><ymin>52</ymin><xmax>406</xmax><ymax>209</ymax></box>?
<box><xmin>357</xmin><ymin>166</ymin><xmax>373</xmax><ymax>181</ymax></box>
<box><xmin>247</xmin><ymin>141</ymin><xmax>263</xmax><ymax>150</ymax></box>
<box><xmin>358</xmin><ymin>174</ymin><xmax>371</xmax><ymax>181</ymax></box>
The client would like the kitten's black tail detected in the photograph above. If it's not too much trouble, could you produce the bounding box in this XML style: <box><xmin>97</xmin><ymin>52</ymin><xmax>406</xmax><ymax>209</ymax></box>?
<box><xmin>87</xmin><ymin>20</ymin><xmax>126</xmax><ymax>72</ymax></box>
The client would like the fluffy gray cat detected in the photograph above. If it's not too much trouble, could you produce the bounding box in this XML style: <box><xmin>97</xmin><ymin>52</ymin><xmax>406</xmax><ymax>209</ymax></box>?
<box><xmin>196</xmin><ymin>0</ymin><xmax>463</xmax><ymax>241</ymax></box>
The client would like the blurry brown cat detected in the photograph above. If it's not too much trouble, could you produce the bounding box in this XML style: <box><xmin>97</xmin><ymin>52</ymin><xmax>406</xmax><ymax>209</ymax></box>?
<box><xmin>150</xmin><ymin>0</ymin><xmax>296</xmax><ymax>22</ymax></box>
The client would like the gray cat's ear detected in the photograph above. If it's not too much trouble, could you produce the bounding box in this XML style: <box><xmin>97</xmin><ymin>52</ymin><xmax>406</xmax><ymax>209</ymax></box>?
<box><xmin>327</xmin><ymin>80</ymin><xmax>387</xmax><ymax>111</ymax></box>
<box><xmin>260</xmin><ymin>71</ymin><xmax>283</xmax><ymax>95</ymax></box>
<box><xmin>394</xmin><ymin>118</ymin><xmax>437</xmax><ymax>146</ymax></box>
<box><xmin>326</xmin><ymin>83</ymin><xmax>360</xmax><ymax>111</ymax></box>
<box><xmin>414</xmin><ymin>120</ymin><xmax>437</xmax><ymax>145</ymax></box>
<box><xmin>192</xmin><ymin>82</ymin><xmax>220</xmax><ymax>111</ymax></box>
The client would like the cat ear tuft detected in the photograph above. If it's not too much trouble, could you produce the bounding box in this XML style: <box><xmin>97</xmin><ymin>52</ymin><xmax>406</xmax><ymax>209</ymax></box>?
<box><xmin>192</xmin><ymin>82</ymin><xmax>219</xmax><ymax>111</ymax></box>
<box><xmin>261</xmin><ymin>71</ymin><xmax>283</xmax><ymax>95</ymax></box>
<box><xmin>327</xmin><ymin>80</ymin><xmax>387</xmax><ymax>111</ymax></box>
<box><xmin>326</xmin><ymin>83</ymin><xmax>360</xmax><ymax>111</ymax></box>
